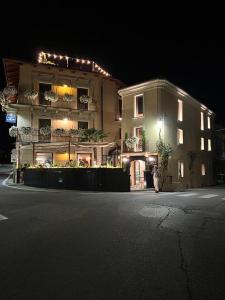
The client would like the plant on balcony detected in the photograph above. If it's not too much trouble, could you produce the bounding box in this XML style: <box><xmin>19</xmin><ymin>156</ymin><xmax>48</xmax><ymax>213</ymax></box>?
<box><xmin>69</xmin><ymin>129</ymin><xmax>80</xmax><ymax>137</ymax></box>
<box><xmin>79</xmin><ymin>95</ymin><xmax>92</xmax><ymax>104</ymax></box>
<box><xmin>0</xmin><ymin>86</ymin><xmax>17</xmax><ymax>110</ymax></box>
<box><xmin>24</xmin><ymin>89</ymin><xmax>38</xmax><ymax>100</ymax></box>
<box><xmin>63</xmin><ymin>93</ymin><xmax>74</xmax><ymax>102</ymax></box>
<box><xmin>9</xmin><ymin>126</ymin><xmax>18</xmax><ymax>137</ymax></box>
<box><xmin>0</xmin><ymin>91</ymin><xmax>6</xmax><ymax>106</ymax></box>
<box><xmin>44</xmin><ymin>91</ymin><xmax>59</xmax><ymax>102</ymax></box>
<box><xmin>54</xmin><ymin>128</ymin><xmax>65</xmax><ymax>136</ymax></box>
<box><xmin>40</xmin><ymin>126</ymin><xmax>51</xmax><ymax>136</ymax></box>
<box><xmin>79</xmin><ymin>128</ymin><xmax>107</xmax><ymax>142</ymax></box>
<box><xmin>125</xmin><ymin>136</ymin><xmax>139</xmax><ymax>150</ymax></box>
<box><xmin>3</xmin><ymin>86</ymin><xmax>17</xmax><ymax>97</ymax></box>
<box><xmin>20</xmin><ymin>126</ymin><xmax>32</xmax><ymax>135</ymax></box>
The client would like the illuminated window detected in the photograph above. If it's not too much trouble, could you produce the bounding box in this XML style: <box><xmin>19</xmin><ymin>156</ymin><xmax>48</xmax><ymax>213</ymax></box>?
<box><xmin>207</xmin><ymin>116</ymin><xmax>211</xmax><ymax>129</ymax></box>
<box><xmin>134</xmin><ymin>127</ymin><xmax>144</xmax><ymax>151</ymax></box>
<box><xmin>201</xmin><ymin>163</ymin><xmax>206</xmax><ymax>176</ymax></box>
<box><xmin>134</xmin><ymin>95</ymin><xmax>144</xmax><ymax>117</ymax></box>
<box><xmin>178</xmin><ymin>161</ymin><xmax>184</xmax><ymax>178</ymax></box>
<box><xmin>201</xmin><ymin>137</ymin><xmax>205</xmax><ymax>150</ymax></box>
<box><xmin>201</xmin><ymin>112</ymin><xmax>204</xmax><ymax>130</ymax></box>
<box><xmin>177</xmin><ymin>129</ymin><xmax>184</xmax><ymax>144</ymax></box>
<box><xmin>208</xmin><ymin>139</ymin><xmax>211</xmax><ymax>151</ymax></box>
<box><xmin>178</xmin><ymin>99</ymin><xmax>183</xmax><ymax>121</ymax></box>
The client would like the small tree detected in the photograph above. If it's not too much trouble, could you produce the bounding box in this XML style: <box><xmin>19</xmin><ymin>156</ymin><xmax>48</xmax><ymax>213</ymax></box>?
<box><xmin>156</xmin><ymin>139</ymin><xmax>173</xmax><ymax>190</ymax></box>
<box><xmin>188</xmin><ymin>151</ymin><xmax>197</xmax><ymax>188</ymax></box>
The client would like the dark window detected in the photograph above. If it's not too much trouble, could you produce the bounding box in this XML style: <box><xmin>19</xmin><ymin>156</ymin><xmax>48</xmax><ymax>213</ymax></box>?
<box><xmin>77</xmin><ymin>88</ymin><xmax>88</xmax><ymax>110</ymax></box>
<box><xmin>39</xmin><ymin>119</ymin><xmax>51</xmax><ymax>142</ymax></box>
<box><xmin>119</xmin><ymin>99</ymin><xmax>122</xmax><ymax>117</ymax></box>
<box><xmin>119</xmin><ymin>128</ymin><xmax>121</xmax><ymax>139</ymax></box>
<box><xmin>78</xmin><ymin>121</ymin><xmax>88</xmax><ymax>129</ymax></box>
<box><xmin>39</xmin><ymin>83</ymin><xmax>52</xmax><ymax>105</ymax></box>
<box><xmin>136</xmin><ymin>95</ymin><xmax>144</xmax><ymax>116</ymax></box>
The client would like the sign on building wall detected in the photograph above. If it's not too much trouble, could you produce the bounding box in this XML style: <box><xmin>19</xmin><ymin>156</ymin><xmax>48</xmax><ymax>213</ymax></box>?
<box><xmin>5</xmin><ymin>113</ymin><xmax>17</xmax><ymax>124</ymax></box>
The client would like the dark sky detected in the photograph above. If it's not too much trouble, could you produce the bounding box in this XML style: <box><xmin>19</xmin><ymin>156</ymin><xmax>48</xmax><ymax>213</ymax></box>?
<box><xmin>0</xmin><ymin>6</ymin><xmax>224</xmax><ymax>154</ymax></box>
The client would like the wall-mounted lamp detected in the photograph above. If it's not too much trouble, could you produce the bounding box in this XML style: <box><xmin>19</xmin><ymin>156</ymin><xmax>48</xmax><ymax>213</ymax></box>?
<box><xmin>148</xmin><ymin>156</ymin><xmax>155</xmax><ymax>162</ymax></box>
<box><xmin>122</xmin><ymin>157</ymin><xmax>129</xmax><ymax>163</ymax></box>
<box><xmin>156</xmin><ymin>118</ymin><xmax>164</xmax><ymax>137</ymax></box>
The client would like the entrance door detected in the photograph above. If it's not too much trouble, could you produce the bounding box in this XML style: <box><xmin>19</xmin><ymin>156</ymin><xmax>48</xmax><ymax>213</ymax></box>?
<box><xmin>130</xmin><ymin>160</ymin><xmax>146</xmax><ymax>189</ymax></box>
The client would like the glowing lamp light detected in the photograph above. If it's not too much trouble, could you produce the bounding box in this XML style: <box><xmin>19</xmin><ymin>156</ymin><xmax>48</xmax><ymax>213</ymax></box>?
<box><xmin>63</xmin><ymin>118</ymin><xmax>68</xmax><ymax>121</ymax></box>
<box><xmin>148</xmin><ymin>156</ymin><xmax>155</xmax><ymax>162</ymax></box>
<box><xmin>63</xmin><ymin>84</ymin><xmax>68</xmax><ymax>87</ymax></box>
<box><xmin>122</xmin><ymin>157</ymin><xmax>129</xmax><ymax>163</ymax></box>
<box><xmin>118</xmin><ymin>117</ymin><xmax>122</xmax><ymax>121</ymax></box>
<box><xmin>157</xmin><ymin>120</ymin><xmax>163</xmax><ymax>130</ymax></box>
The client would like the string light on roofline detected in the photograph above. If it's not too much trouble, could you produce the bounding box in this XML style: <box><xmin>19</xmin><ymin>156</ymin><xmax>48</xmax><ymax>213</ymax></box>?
<box><xmin>38</xmin><ymin>51</ymin><xmax>111</xmax><ymax>77</ymax></box>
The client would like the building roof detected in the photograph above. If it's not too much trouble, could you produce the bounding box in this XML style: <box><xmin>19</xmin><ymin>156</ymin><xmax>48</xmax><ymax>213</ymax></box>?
<box><xmin>118</xmin><ymin>79</ymin><xmax>214</xmax><ymax>115</ymax></box>
<box><xmin>3</xmin><ymin>53</ymin><xmax>124</xmax><ymax>88</ymax></box>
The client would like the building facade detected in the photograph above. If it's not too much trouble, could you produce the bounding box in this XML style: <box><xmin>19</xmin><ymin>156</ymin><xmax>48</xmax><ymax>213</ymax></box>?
<box><xmin>118</xmin><ymin>80</ymin><xmax>214</xmax><ymax>189</ymax></box>
<box><xmin>2</xmin><ymin>52</ymin><xmax>124</xmax><ymax>167</ymax></box>
<box><xmin>1</xmin><ymin>53</ymin><xmax>215</xmax><ymax>190</ymax></box>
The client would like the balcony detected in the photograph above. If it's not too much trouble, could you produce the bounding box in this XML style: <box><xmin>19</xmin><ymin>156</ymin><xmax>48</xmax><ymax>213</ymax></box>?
<box><xmin>123</xmin><ymin>139</ymin><xmax>145</xmax><ymax>153</ymax></box>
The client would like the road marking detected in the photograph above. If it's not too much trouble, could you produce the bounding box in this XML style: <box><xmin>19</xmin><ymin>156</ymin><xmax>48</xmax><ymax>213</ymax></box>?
<box><xmin>177</xmin><ymin>193</ymin><xmax>198</xmax><ymax>197</ymax></box>
<box><xmin>199</xmin><ymin>194</ymin><xmax>218</xmax><ymax>199</ymax></box>
<box><xmin>0</xmin><ymin>214</ymin><xmax>8</xmax><ymax>221</ymax></box>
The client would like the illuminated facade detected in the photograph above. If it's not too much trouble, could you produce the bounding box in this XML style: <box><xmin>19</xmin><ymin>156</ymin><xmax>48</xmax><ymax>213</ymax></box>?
<box><xmin>3</xmin><ymin>52</ymin><xmax>123</xmax><ymax>166</ymax></box>
<box><xmin>119</xmin><ymin>80</ymin><xmax>214</xmax><ymax>189</ymax></box>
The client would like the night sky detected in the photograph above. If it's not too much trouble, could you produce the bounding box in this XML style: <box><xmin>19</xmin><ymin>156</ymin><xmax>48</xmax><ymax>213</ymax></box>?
<box><xmin>0</xmin><ymin>7</ymin><xmax>224</xmax><ymax>160</ymax></box>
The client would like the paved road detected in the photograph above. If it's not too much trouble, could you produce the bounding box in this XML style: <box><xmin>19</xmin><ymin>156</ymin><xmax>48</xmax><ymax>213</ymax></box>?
<box><xmin>1</xmin><ymin>172</ymin><xmax>225</xmax><ymax>299</ymax></box>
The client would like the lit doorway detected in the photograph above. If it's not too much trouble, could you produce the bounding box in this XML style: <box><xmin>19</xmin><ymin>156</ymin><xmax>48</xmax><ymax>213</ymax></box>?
<box><xmin>130</xmin><ymin>160</ymin><xmax>146</xmax><ymax>189</ymax></box>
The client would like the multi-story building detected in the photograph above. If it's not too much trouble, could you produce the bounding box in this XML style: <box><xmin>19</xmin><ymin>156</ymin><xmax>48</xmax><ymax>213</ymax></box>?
<box><xmin>1</xmin><ymin>53</ymin><xmax>215</xmax><ymax>190</ymax></box>
<box><xmin>118</xmin><ymin>80</ymin><xmax>214</xmax><ymax>189</ymax></box>
<box><xmin>2</xmin><ymin>51</ymin><xmax>124</xmax><ymax>166</ymax></box>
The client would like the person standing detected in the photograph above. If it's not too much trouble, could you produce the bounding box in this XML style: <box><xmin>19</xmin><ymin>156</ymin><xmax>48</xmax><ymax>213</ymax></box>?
<box><xmin>152</xmin><ymin>164</ymin><xmax>160</xmax><ymax>193</ymax></box>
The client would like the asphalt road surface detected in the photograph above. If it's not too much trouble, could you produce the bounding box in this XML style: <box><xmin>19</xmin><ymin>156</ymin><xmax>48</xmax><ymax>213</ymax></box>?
<box><xmin>1</xmin><ymin>169</ymin><xmax>225</xmax><ymax>299</ymax></box>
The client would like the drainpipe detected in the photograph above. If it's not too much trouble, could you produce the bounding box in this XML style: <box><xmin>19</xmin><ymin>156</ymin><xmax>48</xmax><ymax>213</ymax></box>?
<box><xmin>101</xmin><ymin>79</ymin><xmax>104</xmax><ymax>162</ymax></box>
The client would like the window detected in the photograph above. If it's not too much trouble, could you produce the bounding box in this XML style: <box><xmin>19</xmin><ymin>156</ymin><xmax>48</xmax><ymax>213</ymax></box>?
<box><xmin>201</xmin><ymin>112</ymin><xmax>204</xmax><ymax>130</ymax></box>
<box><xmin>178</xmin><ymin>100</ymin><xmax>183</xmax><ymax>121</ymax></box>
<box><xmin>201</xmin><ymin>137</ymin><xmax>205</xmax><ymax>150</ymax></box>
<box><xmin>134</xmin><ymin>94</ymin><xmax>144</xmax><ymax>117</ymax></box>
<box><xmin>36</xmin><ymin>152</ymin><xmax>53</xmax><ymax>165</ymax></box>
<box><xmin>201</xmin><ymin>163</ymin><xmax>206</xmax><ymax>176</ymax></box>
<box><xmin>134</xmin><ymin>127</ymin><xmax>144</xmax><ymax>151</ymax></box>
<box><xmin>208</xmin><ymin>139</ymin><xmax>211</xmax><ymax>151</ymax></box>
<box><xmin>119</xmin><ymin>128</ymin><xmax>121</xmax><ymax>139</ymax></box>
<box><xmin>119</xmin><ymin>98</ymin><xmax>122</xmax><ymax>118</ymax></box>
<box><xmin>78</xmin><ymin>121</ymin><xmax>88</xmax><ymax>129</ymax></box>
<box><xmin>39</xmin><ymin>119</ymin><xmax>51</xmax><ymax>142</ymax></box>
<box><xmin>177</xmin><ymin>128</ymin><xmax>184</xmax><ymax>144</ymax></box>
<box><xmin>39</xmin><ymin>83</ymin><xmax>52</xmax><ymax>105</ymax></box>
<box><xmin>77</xmin><ymin>153</ymin><xmax>92</xmax><ymax>167</ymax></box>
<box><xmin>207</xmin><ymin>116</ymin><xmax>211</xmax><ymax>129</ymax></box>
<box><xmin>77</xmin><ymin>88</ymin><xmax>88</xmax><ymax>110</ymax></box>
<box><xmin>178</xmin><ymin>161</ymin><xmax>184</xmax><ymax>178</ymax></box>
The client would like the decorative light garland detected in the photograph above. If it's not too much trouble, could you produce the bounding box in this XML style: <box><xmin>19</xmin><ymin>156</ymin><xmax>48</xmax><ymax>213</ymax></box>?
<box><xmin>38</xmin><ymin>51</ymin><xmax>111</xmax><ymax>77</ymax></box>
